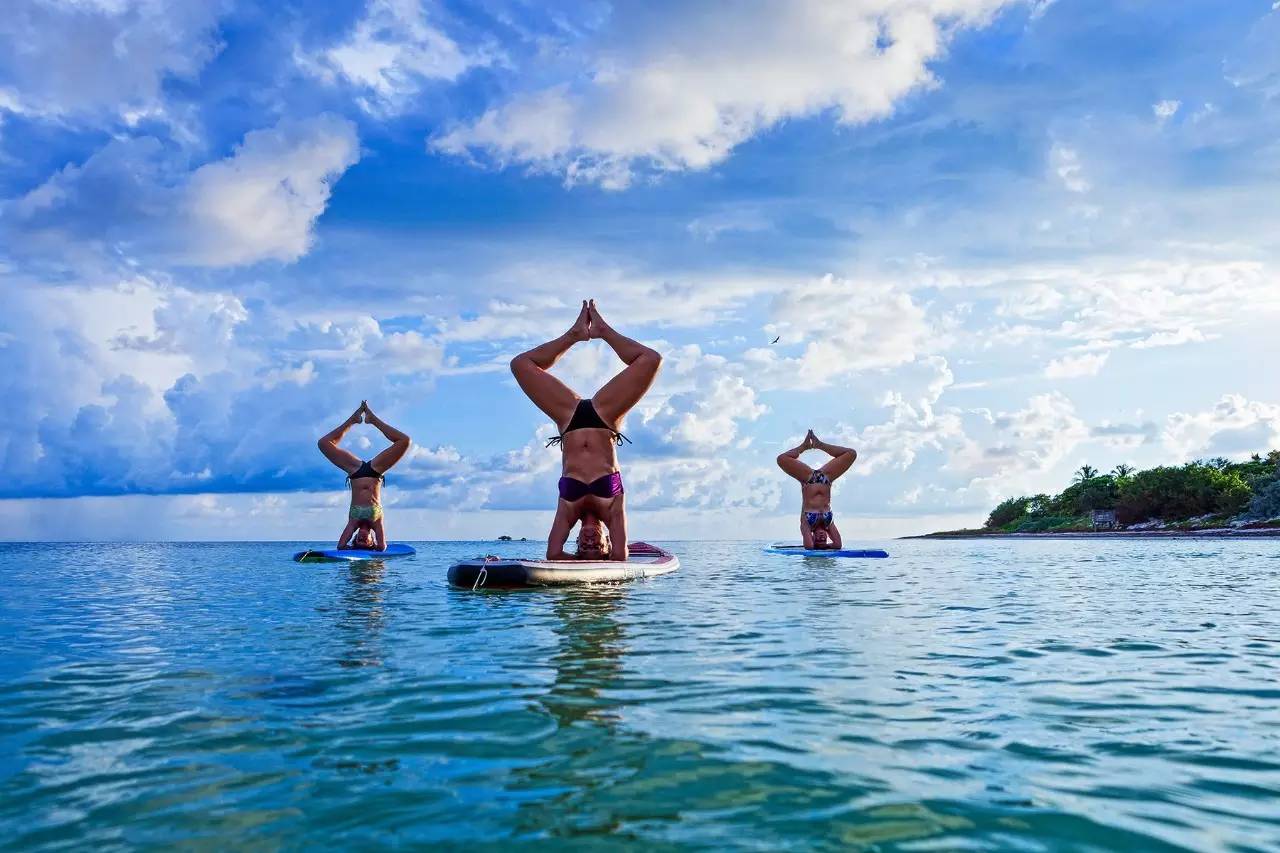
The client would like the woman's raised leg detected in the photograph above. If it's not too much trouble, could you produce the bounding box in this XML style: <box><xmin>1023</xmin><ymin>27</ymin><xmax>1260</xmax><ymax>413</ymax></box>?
<box><xmin>776</xmin><ymin>437</ymin><xmax>815</xmax><ymax>482</ymax></box>
<box><xmin>588</xmin><ymin>300</ymin><xmax>663</xmax><ymax>425</ymax></box>
<box><xmin>510</xmin><ymin>301</ymin><xmax>591</xmax><ymax>427</ymax></box>
<box><xmin>318</xmin><ymin>406</ymin><xmax>364</xmax><ymax>474</ymax></box>
<box><xmin>365</xmin><ymin>403</ymin><xmax>412</xmax><ymax>473</ymax></box>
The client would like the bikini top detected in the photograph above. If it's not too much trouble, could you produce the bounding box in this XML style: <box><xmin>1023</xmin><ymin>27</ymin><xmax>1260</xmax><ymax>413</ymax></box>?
<box><xmin>547</xmin><ymin>399</ymin><xmax>631</xmax><ymax>447</ymax></box>
<box><xmin>347</xmin><ymin>460</ymin><xmax>384</xmax><ymax>485</ymax></box>
<box><xmin>807</xmin><ymin>471</ymin><xmax>831</xmax><ymax>485</ymax></box>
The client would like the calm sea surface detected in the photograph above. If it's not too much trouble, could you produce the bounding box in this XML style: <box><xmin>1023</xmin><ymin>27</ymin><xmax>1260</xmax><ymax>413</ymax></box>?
<box><xmin>1</xmin><ymin>539</ymin><xmax>1278</xmax><ymax>851</ymax></box>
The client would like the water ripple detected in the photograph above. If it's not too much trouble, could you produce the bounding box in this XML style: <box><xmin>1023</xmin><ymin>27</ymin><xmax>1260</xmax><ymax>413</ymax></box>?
<box><xmin>2</xmin><ymin>539</ymin><xmax>1279</xmax><ymax>850</ymax></box>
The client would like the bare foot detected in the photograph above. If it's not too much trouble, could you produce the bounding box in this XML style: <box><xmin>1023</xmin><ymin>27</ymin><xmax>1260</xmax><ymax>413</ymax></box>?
<box><xmin>587</xmin><ymin>299</ymin><xmax>611</xmax><ymax>339</ymax></box>
<box><xmin>568</xmin><ymin>300</ymin><xmax>591</xmax><ymax>342</ymax></box>
<box><xmin>805</xmin><ymin>429</ymin><xmax>818</xmax><ymax>448</ymax></box>
<box><xmin>350</xmin><ymin>404</ymin><xmax>366</xmax><ymax>425</ymax></box>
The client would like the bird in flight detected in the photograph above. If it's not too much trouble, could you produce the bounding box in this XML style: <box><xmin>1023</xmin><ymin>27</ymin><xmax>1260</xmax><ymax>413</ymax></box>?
<box><xmin>771</xmin><ymin>336</ymin><xmax>781</xmax><ymax>344</ymax></box>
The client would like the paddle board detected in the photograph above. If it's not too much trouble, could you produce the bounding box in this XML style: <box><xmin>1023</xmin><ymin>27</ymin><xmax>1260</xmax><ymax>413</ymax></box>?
<box><xmin>293</xmin><ymin>543</ymin><xmax>417</xmax><ymax>563</ymax></box>
<box><xmin>448</xmin><ymin>541</ymin><xmax>678</xmax><ymax>589</ymax></box>
<box><xmin>765</xmin><ymin>544</ymin><xmax>889</xmax><ymax>558</ymax></box>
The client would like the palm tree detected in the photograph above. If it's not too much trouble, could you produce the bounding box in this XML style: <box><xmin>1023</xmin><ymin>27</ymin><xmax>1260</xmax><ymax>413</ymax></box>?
<box><xmin>1111</xmin><ymin>464</ymin><xmax>1134</xmax><ymax>479</ymax></box>
<box><xmin>1074</xmin><ymin>464</ymin><xmax>1098</xmax><ymax>483</ymax></box>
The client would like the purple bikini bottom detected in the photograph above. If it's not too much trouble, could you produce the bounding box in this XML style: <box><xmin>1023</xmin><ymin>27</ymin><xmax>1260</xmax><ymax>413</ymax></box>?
<box><xmin>558</xmin><ymin>472</ymin><xmax>624</xmax><ymax>502</ymax></box>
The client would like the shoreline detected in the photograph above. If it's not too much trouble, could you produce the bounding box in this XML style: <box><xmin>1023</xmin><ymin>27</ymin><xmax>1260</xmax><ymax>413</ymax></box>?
<box><xmin>905</xmin><ymin>528</ymin><xmax>1280</xmax><ymax>540</ymax></box>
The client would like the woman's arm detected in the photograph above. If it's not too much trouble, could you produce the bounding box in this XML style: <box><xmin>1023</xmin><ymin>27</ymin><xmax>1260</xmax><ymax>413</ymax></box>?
<box><xmin>546</xmin><ymin>503</ymin><xmax>576</xmax><ymax>560</ymax></box>
<box><xmin>606</xmin><ymin>502</ymin><xmax>628</xmax><ymax>562</ymax></box>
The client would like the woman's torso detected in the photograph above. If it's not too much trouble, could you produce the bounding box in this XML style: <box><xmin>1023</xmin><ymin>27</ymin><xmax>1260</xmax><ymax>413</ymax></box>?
<box><xmin>557</xmin><ymin>402</ymin><xmax>622</xmax><ymax>482</ymax></box>
<box><xmin>349</xmin><ymin>476</ymin><xmax>382</xmax><ymax>506</ymax></box>
<box><xmin>801</xmin><ymin>481</ymin><xmax>831</xmax><ymax>512</ymax></box>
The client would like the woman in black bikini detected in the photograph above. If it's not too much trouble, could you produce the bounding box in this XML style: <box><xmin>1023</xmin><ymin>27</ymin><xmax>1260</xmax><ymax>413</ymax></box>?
<box><xmin>777</xmin><ymin>430</ymin><xmax>857</xmax><ymax>550</ymax></box>
<box><xmin>317</xmin><ymin>401</ymin><xmax>411</xmax><ymax>551</ymax></box>
<box><xmin>511</xmin><ymin>300</ymin><xmax>662</xmax><ymax>561</ymax></box>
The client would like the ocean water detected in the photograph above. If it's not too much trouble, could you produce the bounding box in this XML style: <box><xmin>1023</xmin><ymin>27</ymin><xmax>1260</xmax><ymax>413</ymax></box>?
<box><xmin>1</xmin><ymin>539</ymin><xmax>1278</xmax><ymax>851</ymax></box>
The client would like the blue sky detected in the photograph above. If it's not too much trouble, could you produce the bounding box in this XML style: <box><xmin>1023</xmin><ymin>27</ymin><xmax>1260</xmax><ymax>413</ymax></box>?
<box><xmin>1</xmin><ymin>0</ymin><xmax>1278</xmax><ymax>541</ymax></box>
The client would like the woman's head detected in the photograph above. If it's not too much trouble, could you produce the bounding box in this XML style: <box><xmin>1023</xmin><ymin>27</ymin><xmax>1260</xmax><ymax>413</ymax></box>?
<box><xmin>812</xmin><ymin>527</ymin><xmax>829</xmax><ymax>548</ymax></box>
<box><xmin>575</xmin><ymin>516</ymin><xmax>610</xmax><ymax>559</ymax></box>
<box><xmin>352</xmin><ymin>522</ymin><xmax>375</xmax><ymax>549</ymax></box>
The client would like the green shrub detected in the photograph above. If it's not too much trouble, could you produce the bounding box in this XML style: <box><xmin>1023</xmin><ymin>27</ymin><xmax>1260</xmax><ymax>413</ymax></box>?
<box><xmin>1115</xmin><ymin>463</ymin><xmax>1251</xmax><ymax>525</ymax></box>
<box><xmin>979</xmin><ymin>450</ymin><xmax>1278</xmax><ymax>532</ymax></box>
<box><xmin>1248</xmin><ymin>476</ymin><xmax>1280</xmax><ymax>520</ymax></box>
<box><xmin>1012</xmin><ymin>515</ymin><xmax>1087</xmax><ymax>533</ymax></box>
<box><xmin>987</xmin><ymin>496</ymin><xmax>1032</xmax><ymax>529</ymax></box>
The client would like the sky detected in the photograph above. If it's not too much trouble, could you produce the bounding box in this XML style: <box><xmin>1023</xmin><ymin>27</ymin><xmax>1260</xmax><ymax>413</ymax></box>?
<box><xmin>1</xmin><ymin>0</ymin><xmax>1278</xmax><ymax>542</ymax></box>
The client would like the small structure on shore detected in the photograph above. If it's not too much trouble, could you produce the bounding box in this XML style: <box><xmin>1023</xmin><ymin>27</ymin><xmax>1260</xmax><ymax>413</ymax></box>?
<box><xmin>1091</xmin><ymin>509</ymin><xmax>1117</xmax><ymax>530</ymax></box>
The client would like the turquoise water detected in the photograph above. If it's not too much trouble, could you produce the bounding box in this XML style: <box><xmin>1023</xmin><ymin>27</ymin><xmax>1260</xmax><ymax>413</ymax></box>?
<box><xmin>2</xmin><ymin>540</ymin><xmax>1279</xmax><ymax>851</ymax></box>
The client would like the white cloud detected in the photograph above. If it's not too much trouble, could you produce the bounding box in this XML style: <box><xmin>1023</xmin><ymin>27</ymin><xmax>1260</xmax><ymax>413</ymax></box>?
<box><xmin>181</xmin><ymin>115</ymin><xmax>361</xmax><ymax>265</ymax></box>
<box><xmin>1130</xmin><ymin>327</ymin><xmax>1208</xmax><ymax>349</ymax></box>
<box><xmin>975</xmin><ymin>259</ymin><xmax>1280</xmax><ymax>354</ymax></box>
<box><xmin>1090</xmin><ymin>420</ymin><xmax>1157</xmax><ymax>449</ymax></box>
<box><xmin>643</xmin><ymin>374</ymin><xmax>768</xmax><ymax>454</ymax></box>
<box><xmin>1050</xmin><ymin>142</ymin><xmax>1089</xmax><ymax>193</ymax></box>
<box><xmin>4</xmin><ymin>115</ymin><xmax>360</xmax><ymax>267</ymax></box>
<box><xmin>742</xmin><ymin>274</ymin><xmax>934</xmax><ymax>389</ymax></box>
<box><xmin>1163</xmin><ymin>394</ymin><xmax>1280</xmax><ymax>460</ymax></box>
<box><xmin>297</xmin><ymin>0</ymin><xmax>487</xmax><ymax>114</ymax></box>
<box><xmin>951</xmin><ymin>391</ymin><xmax>1090</xmax><ymax>499</ymax></box>
<box><xmin>1224</xmin><ymin>8</ymin><xmax>1280</xmax><ymax>95</ymax></box>
<box><xmin>0</xmin><ymin>0</ymin><xmax>224</xmax><ymax>121</ymax></box>
<box><xmin>0</xmin><ymin>271</ymin><xmax>457</xmax><ymax>498</ymax></box>
<box><xmin>845</xmin><ymin>366</ymin><xmax>965</xmax><ymax>475</ymax></box>
<box><xmin>1153</xmin><ymin>99</ymin><xmax>1181</xmax><ymax>122</ymax></box>
<box><xmin>433</xmin><ymin>0</ymin><xmax>1017</xmax><ymax>187</ymax></box>
<box><xmin>1044</xmin><ymin>351</ymin><xmax>1108</xmax><ymax>378</ymax></box>
<box><xmin>687</xmin><ymin>209</ymin><xmax>773</xmax><ymax>242</ymax></box>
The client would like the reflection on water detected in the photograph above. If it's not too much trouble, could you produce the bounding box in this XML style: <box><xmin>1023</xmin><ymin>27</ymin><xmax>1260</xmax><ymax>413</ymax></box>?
<box><xmin>543</xmin><ymin>588</ymin><xmax>628</xmax><ymax>727</ymax></box>
<box><xmin>336</xmin><ymin>561</ymin><xmax>387</xmax><ymax>668</ymax></box>
<box><xmin>1</xmin><ymin>539</ymin><xmax>1279</xmax><ymax>850</ymax></box>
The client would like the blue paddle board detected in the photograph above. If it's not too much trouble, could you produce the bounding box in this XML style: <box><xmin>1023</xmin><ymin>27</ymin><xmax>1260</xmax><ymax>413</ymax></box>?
<box><xmin>765</xmin><ymin>544</ymin><xmax>888</xmax><ymax>558</ymax></box>
<box><xmin>293</xmin><ymin>543</ymin><xmax>416</xmax><ymax>563</ymax></box>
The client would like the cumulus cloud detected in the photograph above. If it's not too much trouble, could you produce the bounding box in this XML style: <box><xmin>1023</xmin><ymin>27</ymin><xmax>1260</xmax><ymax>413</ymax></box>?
<box><xmin>0</xmin><ymin>0</ymin><xmax>225</xmax><ymax>121</ymax></box>
<box><xmin>843</xmin><ymin>360</ymin><xmax>965</xmax><ymax>476</ymax></box>
<box><xmin>951</xmin><ymin>391</ymin><xmax>1090</xmax><ymax>498</ymax></box>
<box><xmin>0</xmin><ymin>272</ymin><xmax>453</xmax><ymax>499</ymax></box>
<box><xmin>643</xmin><ymin>374</ymin><xmax>768</xmax><ymax>455</ymax></box>
<box><xmin>1224</xmin><ymin>7</ymin><xmax>1280</xmax><ymax>96</ymax></box>
<box><xmin>1090</xmin><ymin>420</ymin><xmax>1158</xmax><ymax>449</ymax></box>
<box><xmin>1050</xmin><ymin>142</ymin><xmax>1089</xmax><ymax>193</ymax></box>
<box><xmin>296</xmin><ymin>0</ymin><xmax>488</xmax><ymax>114</ymax></box>
<box><xmin>1044</xmin><ymin>351</ymin><xmax>1108</xmax><ymax>378</ymax></box>
<box><xmin>979</xmin><ymin>259</ymin><xmax>1280</xmax><ymax>355</ymax></box>
<box><xmin>433</xmin><ymin>0</ymin><xmax>1017</xmax><ymax>187</ymax></box>
<box><xmin>1162</xmin><ymin>394</ymin><xmax>1280</xmax><ymax>460</ymax></box>
<box><xmin>4</xmin><ymin>115</ymin><xmax>360</xmax><ymax>267</ymax></box>
<box><xmin>1153</xmin><ymin>99</ymin><xmax>1181</xmax><ymax>122</ymax></box>
<box><xmin>742</xmin><ymin>274</ymin><xmax>934</xmax><ymax>389</ymax></box>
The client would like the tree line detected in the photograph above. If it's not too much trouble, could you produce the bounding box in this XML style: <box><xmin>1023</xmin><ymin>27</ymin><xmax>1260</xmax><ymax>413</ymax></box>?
<box><xmin>986</xmin><ymin>451</ymin><xmax>1280</xmax><ymax>532</ymax></box>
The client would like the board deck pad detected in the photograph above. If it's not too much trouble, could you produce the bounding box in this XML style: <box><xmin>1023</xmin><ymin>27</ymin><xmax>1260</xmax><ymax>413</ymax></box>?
<box><xmin>293</xmin><ymin>543</ymin><xmax>417</xmax><ymax>563</ymax></box>
<box><xmin>765</xmin><ymin>544</ymin><xmax>889</xmax><ymax>558</ymax></box>
<box><xmin>448</xmin><ymin>541</ymin><xmax>678</xmax><ymax>588</ymax></box>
